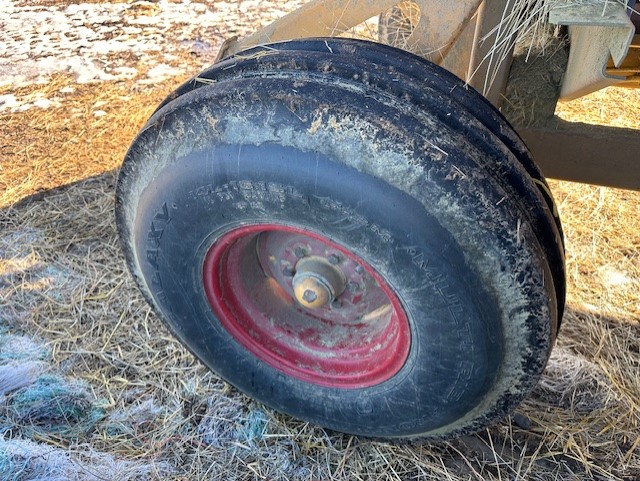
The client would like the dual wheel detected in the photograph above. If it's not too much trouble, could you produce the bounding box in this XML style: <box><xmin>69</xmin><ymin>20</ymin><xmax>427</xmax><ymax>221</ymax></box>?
<box><xmin>116</xmin><ymin>38</ymin><xmax>565</xmax><ymax>440</ymax></box>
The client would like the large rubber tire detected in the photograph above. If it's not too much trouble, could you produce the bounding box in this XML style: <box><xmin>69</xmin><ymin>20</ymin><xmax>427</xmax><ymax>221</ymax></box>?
<box><xmin>117</xmin><ymin>38</ymin><xmax>564</xmax><ymax>441</ymax></box>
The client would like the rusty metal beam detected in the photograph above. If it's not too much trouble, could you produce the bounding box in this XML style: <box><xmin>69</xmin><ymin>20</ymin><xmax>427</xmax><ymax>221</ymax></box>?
<box><xmin>518</xmin><ymin>118</ymin><xmax>640</xmax><ymax>191</ymax></box>
<box><xmin>405</xmin><ymin>0</ymin><xmax>483</xmax><ymax>63</ymax></box>
<box><xmin>440</xmin><ymin>7</ymin><xmax>479</xmax><ymax>81</ymax></box>
<box><xmin>218</xmin><ymin>0</ymin><xmax>483</xmax><ymax>64</ymax></box>
<box><xmin>466</xmin><ymin>0</ymin><xmax>517</xmax><ymax>106</ymax></box>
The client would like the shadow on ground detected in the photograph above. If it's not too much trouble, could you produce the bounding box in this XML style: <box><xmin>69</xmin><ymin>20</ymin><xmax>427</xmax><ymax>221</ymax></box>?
<box><xmin>1</xmin><ymin>172</ymin><xmax>638</xmax><ymax>480</ymax></box>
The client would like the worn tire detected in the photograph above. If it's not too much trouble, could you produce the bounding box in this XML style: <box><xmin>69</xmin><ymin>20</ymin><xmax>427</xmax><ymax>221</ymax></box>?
<box><xmin>116</xmin><ymin>38</ymin><xmax>564</xmax><ymax>441</ymax></box>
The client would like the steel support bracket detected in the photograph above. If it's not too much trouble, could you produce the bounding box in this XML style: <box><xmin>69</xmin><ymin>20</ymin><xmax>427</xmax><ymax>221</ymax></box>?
<box><xmin>606</xmin><ymin>34</ymin><xmax>640</xmax><ymax>88</ymax></box>
<box><xmin>548</xmin><ymin>0</ymin><xmax>635</xmax><ymax>99</ymax></box>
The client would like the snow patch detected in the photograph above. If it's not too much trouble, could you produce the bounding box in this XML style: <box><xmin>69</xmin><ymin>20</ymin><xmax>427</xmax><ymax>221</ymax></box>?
<box><xmin>140</xmin><ymin>63</ymin><xmax>185</xmax><ymax>84</ymax></box>
<box><xmin>600</xmin><ymin>266</ymin><xmax>632</xmax><ymax>287</ymax></box>
<box><xmin>0</xmin><ymin>94</ymin><xmax>19</xmax><ymax>110</ymax></box>
<box><xmin>0</xmin><ymin>92</ymin><xmax>62</xmax><ymax>113</ymax></box>
<box><xmin>0</xmin><ymin>439</ymin><xmax>175</xmax><ymax>481</ymax></box>
<box><xmin>0</xmin><ymin>0</ymin><xmax>229</xmax><ymax>88</ymax></box>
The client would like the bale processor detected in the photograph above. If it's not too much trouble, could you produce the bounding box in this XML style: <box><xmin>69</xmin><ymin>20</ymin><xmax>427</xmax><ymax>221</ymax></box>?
<box><xmin>116</xmin><ymin>0</ymin><xmax>640</xmax><ymax>440</ymax></box>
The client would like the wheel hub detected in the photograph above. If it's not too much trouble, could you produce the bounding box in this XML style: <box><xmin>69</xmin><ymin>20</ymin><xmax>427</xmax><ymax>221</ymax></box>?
<box><xmin>202</xmin><ymin>224</ymin><xmax>411</xmax><ymax>388</ymax></box>
<box><xmin>292</xmin><ymin>256</ymin><xmax>346</xmax><ymax>309</ymax></box>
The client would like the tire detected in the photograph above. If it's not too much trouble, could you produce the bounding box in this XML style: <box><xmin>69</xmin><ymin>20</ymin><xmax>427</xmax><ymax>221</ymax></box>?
<box><xmin>116</xmin><ymin>38</ymin><xmax>564</xmax><ymax>440</ymax></box>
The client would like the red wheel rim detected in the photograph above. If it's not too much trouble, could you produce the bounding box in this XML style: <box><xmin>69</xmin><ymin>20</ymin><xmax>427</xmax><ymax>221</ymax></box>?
<box><xmin>203</xmin><ymin>224</ymin><xmax>410</xmax><ymax>389</ymax></box>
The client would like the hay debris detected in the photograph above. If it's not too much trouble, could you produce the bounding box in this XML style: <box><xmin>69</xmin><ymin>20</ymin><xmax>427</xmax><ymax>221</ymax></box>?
<box><xmin>501</xmin><ymin>24</ymin><xmax>568</xmax><ymax>126</ymax></box>
<box><xmin>0</xmin><ymin>362</ymin><xmax>44</xmax><ymax>398</ymax></box>
<box><xmin>0</xmin><ymin>1</ymin><xmax>638</xmax><ymax>480</ymax></box>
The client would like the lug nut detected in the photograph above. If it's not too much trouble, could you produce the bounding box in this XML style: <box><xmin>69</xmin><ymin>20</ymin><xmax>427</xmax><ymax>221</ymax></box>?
<box><xmin>282</xmin><ymin>266</ymin><xmax>294</xmax><ymax>277</ymax></box>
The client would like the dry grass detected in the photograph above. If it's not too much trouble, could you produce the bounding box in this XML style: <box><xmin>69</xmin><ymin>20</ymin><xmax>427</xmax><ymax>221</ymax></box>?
<box><xmin>1</xmin><ymin>2</ymin><xmax>639</xmax><ymax>480</ymax></box>
<box><xmin>0</xmin><ymin>75</ymin><xmax>175</xmax><ymax>208</ymax></box>
<box><xmin>556</xmin><ymin>87</ymin><xmax>640</xmax><ymax>130</ymax></box>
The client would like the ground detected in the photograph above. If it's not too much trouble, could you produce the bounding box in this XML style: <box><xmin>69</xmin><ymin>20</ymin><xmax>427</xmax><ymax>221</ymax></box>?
<box><xmin>1</xmin><ymin>1</ymin><xmax>639</xmax><ymax>480</ymax></box>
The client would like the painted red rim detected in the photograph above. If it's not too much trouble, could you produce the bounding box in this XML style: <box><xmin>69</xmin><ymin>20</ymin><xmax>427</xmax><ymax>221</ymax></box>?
<box><xmin>202</xmin><ymin>224</ymin><xmax>410</xmax><ymax>389</ymax></box>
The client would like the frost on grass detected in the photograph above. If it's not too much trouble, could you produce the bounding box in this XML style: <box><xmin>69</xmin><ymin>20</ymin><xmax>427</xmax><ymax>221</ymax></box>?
<box><xmin>181</xmin><ymin>386</ymin><xmax>331</xmax><ymax>480</ymax></box>
<box><xmin>0</xmin><ymin>439</ymin><xmax>174</xmax><ymax>481</ymax></box>
<box><xmin>0</xmin><ymin>333</ymin><xmax>47</xmax><ymax>400</ymax></box>
<box><xmin>0</xmin><ymin>331</ymin><xmax>173</xmax><ymax>479</ymax></box>
<box><xmin>534</xmin><ymin>347</ymin><xmax>619</xmax><ymax>413</ymax></box>
<box><xmin>1</xmin><ymin>1</ymin><xmax>639</xmax><ymax>480</ymax></box>
<box><xmin>0</xmin><ymin>332</ymin><xmax>103</xmax><ymax>442</ymax></box>
<box><xmin>0</xmin><ymin>333</ymin><xmax>47</xmax><ymax>402</ymax></box>
<box><xmin>0</xmin><ymin>363</ymin><xmax>44</xmax><ymax>398</ymax></box>
<box><xmin>0</xmin><ymin>334</ymin><xmax>48</xmax><ymax>364</ymax></box>
<box><xmin>194</xmin><ymin>395</ymin><xmax>271</xmax><ymax>448</ymax></box>
<box><xmin>0</xmin><ymin>228</ymin><xmax>82</xmax><ymax>325</ymax></box>
<box><xmin>0</xmin><ymin>375</ymin><xmax>105</xmax><ymax>440</ymax></box>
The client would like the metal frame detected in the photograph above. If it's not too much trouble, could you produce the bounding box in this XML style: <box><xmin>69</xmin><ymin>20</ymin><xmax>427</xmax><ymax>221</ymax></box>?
<box><xmin>607</xmin><ymin>34</ymin><xmax>640</xmax><ymax>87</ymax></box>
<box><xmin>215</xmin><ymin>0</ymin><xmax>640</xmax><ymax>190</ymax></box>
<box><xmin>549</xmin><ymin>0</ymin><xmax>636</xmax><ymax>99</ymax></box>
<box><xmin>521</xmin><ymin>119</ymin><xmax>640</xmax><ymax>190</ymax></box>
<box><xmin>219</xmin><ymin>0</ymin><xmax>483</xmax><ymax>61</ymax></box>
